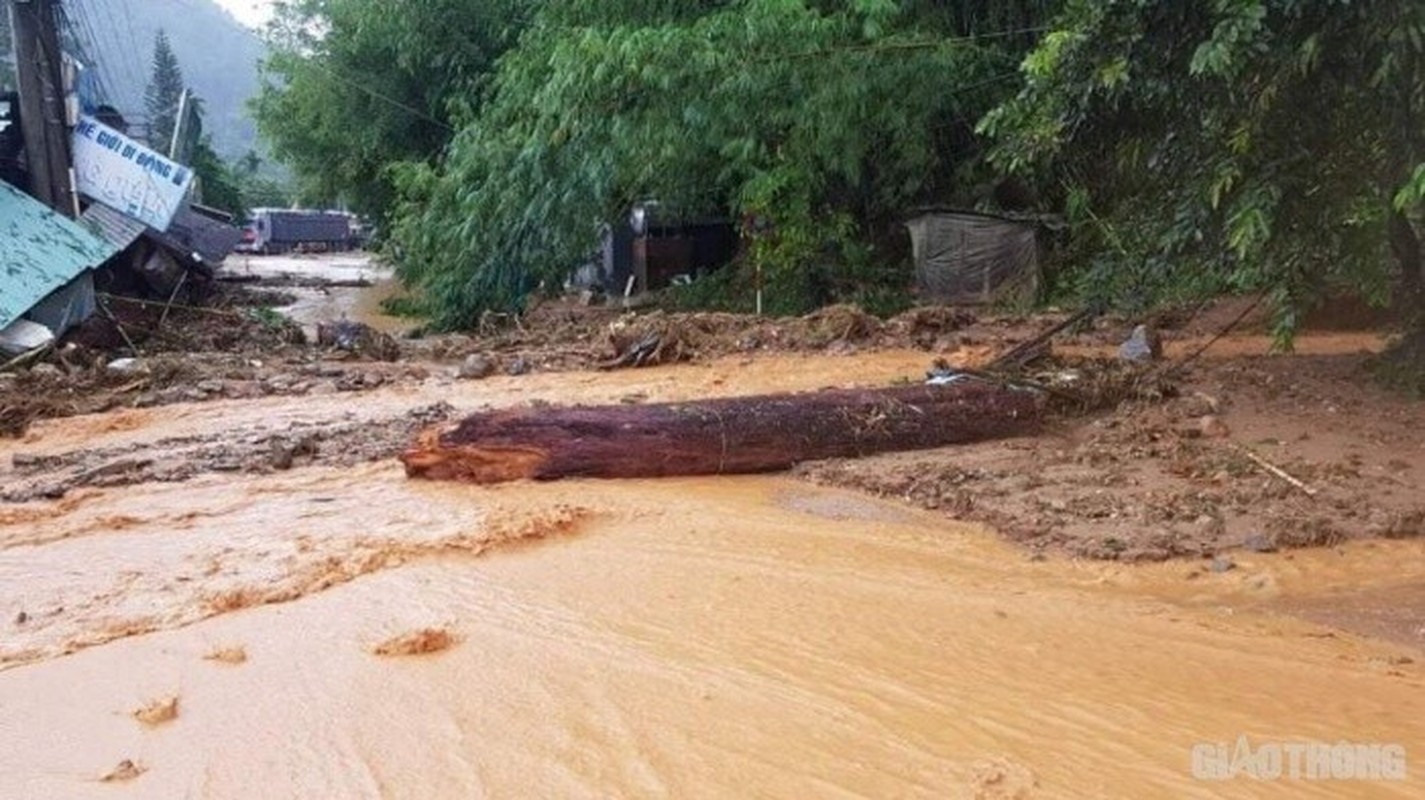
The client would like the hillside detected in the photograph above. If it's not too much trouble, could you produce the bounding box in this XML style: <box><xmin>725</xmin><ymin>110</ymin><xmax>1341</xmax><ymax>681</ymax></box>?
<box><xmin>70</xmin><ymin>0</ymin><xmax>266</xmax><ymax>158</ymax></box>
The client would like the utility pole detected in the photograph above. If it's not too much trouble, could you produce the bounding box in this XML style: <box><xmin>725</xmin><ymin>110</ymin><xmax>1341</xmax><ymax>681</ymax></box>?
<box><xmin>9</xmin><ymin>0</ymin><xmax>77</xmax><ymax>217</ymax></box>
<box><xmin>167</xmin><ymin>88</ymin><xmax>187</xmax><ymax>161</ymax></box>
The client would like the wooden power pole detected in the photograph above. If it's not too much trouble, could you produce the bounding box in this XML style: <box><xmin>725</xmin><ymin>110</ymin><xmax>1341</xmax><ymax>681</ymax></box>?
<box><xmin>9</xmin><ymin>0</ymin><xmax>76</xmax><ymax>217</ymax></box>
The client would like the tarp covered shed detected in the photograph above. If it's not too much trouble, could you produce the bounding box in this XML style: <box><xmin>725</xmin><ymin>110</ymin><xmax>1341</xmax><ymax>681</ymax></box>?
<box><xmin>0</xmin><ymin>181</ymin><xmax>115</xmax><ymax>352</ymax></box>
<box><xmin>904</xmin><ymin>210</ymin><xmax>1043</xmax><ymax>304</ymax></box>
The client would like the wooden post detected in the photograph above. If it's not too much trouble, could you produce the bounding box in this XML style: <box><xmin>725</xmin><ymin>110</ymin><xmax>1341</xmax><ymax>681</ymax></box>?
<box><xmin>9</xmin><ymin>0</ymin><xmax>76</xmax><ymax>216</ymax></box>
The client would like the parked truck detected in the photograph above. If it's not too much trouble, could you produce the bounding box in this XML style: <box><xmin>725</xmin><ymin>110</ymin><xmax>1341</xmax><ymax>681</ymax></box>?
<box><xmin>238</xmin><ymin>209</ymin><xmax>357</xmax><ymax>255</ymax></box>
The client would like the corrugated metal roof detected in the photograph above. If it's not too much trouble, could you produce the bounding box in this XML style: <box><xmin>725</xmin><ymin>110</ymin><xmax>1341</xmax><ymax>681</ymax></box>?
<box><xmin>82</xmin><ymin>199</ymin><xmax>241</xmax><ymax>273</ymax></box>
<box><xmin>150</xmin><ymin>206</ymin><xmax>242</xmax><ymax>270</ymax></box>
<box><xmin>80</xmin><ymin>201</ymin><xmax>147</xmax><ymax>251</ymax></box>
<box><xmin>1</xmin><ymin>181</ymin><xmax>117</xmax><ymax>330</ymax></box>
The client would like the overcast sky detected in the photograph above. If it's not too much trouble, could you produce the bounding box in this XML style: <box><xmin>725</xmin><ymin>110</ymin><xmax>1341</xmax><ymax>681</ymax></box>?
<box><xmin>214</xmin><ymin>0</ymin><xmax>274</xmax><ymax>28</ymax></box>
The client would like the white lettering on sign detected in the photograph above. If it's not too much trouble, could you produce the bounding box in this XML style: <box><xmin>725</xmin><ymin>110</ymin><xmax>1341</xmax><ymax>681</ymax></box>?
<box><xmin>72</xmin><ymin>116</ymin><xmax>192</xmax><ymax>232</ymax></box>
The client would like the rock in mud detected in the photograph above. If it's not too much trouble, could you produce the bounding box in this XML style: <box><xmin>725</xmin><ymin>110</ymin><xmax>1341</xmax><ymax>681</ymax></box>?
<box><xmin>105</xmin><ymin>357</ymin><xmax>142</xmax><ymax>374</ymax></box>
<box><xmin>506</xmin><ymin>356</ymin><xmax>531</xmax><ymax>376</ymax></box>
<box><xmin>268</xmin><ymin>436</ymin><xmax>318</xmax><ymax>471</ymax></box>
<box><xmin>1119</xmin><ymin>324</ymin><xmax>1163</xmax><ymax>363</ymax></box>
<box><xmin>1198</xmin><ymin>415</ymin><xmax>1231</xmax><ymax>438</ymax></box>
<box><xmin>316</xmin><ymin>320</ymin><xmax>400</xmax><ymax>361</ymax></box>
<box><xmin>29</xmin><ymin>363</ymin><xmax>62</xmax><ymax>378</ymax></box>
<box><xmin>1242</xmin><ymin>533</ymin><xmax>1277</xmax><ymax>553</ymax></box>
<box><xmin>458</xmin><ymin>354</ymin><xmax>497</xmax><ymax>380</ymax></box>
<box><xmin>1210</xmin><ymin>556</ymin><xmax>1236</xmax><ymax>573</ymax></box>
<box><xmin>99</xmin><ymin>759</ymin><xmax>147</xmax><ymax>783</ymax></box>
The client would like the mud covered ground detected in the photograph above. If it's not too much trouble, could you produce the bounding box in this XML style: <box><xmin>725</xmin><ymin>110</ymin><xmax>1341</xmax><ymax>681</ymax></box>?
<box><xmin>3</xmin><ymin>265</ymin><xmax>1425</xmax><ymax>796</ymax></box>
<box><xmin>3</xmin><ymin>274</ymin><xmax>1421</xmax><ymax>567</ymax></box>
<box><xmin>799</xmin><ymin>335</ymin><xmax>1425</xmax><ymax>562</ymax></box>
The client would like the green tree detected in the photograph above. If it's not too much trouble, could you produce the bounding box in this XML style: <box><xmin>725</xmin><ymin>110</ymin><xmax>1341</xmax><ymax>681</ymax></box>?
<box><xmin>252</xmin><ymin>0</ymin><xmax>530</xmax><ymax>217</ymax></box>
<box><xmin>191</xmin><ymin>137</ymin><xmax>245</xmax><ymax>218</ymax></box>
<box><xmin>144</xmin><ymin>30</ymin><xmax>186</xmax><ymax>152</ymax></box>
<box><xmin>389</xmin><ymin>0</ymin><xmax>1052</xmax><ymax>328</ymax></box>
<box><xmin>979</xmin><ymin>0</ymin><xmax>1425</xmax><ymax>339</ymax></box>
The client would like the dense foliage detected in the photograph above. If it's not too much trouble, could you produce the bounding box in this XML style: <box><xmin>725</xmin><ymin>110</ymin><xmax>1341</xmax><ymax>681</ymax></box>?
<box><xmin>253</xmin><ymin>0</ymin><xmax>1425</xmax><ymax>343</ymax></box>
<box><xmin>253</xmin><ymin>0</ymin><xmax>531</xmax><ymax>217</ymax></box>
<box><xmin>980</xmin><ymin>0</ymin><xmax>1425</xmax><ymax>336</ymax></box>
<box><xmin>387</xmin><ymin>0</ymin><xmax>1053</xmax><ymax>326</ymax></box>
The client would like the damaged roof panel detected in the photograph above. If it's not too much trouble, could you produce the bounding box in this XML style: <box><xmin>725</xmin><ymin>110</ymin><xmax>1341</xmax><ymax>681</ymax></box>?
<box><xmin>0</xmin><ymin>181</ymin><xmax>117</xmax><ymax>330</ymax></box>
<box><xmin>79</xmin><ymin>201</ymin><xmax>147</xmax><ymax>252</ymax></box>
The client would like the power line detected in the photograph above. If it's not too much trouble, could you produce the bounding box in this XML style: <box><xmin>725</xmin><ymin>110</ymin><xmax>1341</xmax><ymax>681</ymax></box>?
<box><xmin>69</xmin><ymin>0</ymin><xmax>147</xmax><ymax>106</ymax></box>
<box><xmin>59</xmin><ymin>2</ymin><xmax>119</xmax><ymax>106</ymax></box>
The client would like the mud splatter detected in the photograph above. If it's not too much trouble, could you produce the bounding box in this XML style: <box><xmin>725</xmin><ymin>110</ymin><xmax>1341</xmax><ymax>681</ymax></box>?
<box><xmin>98</xmin><ymin>759</ymin><xmax>146</xmax><ymax>783</ymax></box>
<box><xmin>373</xmin><ymin>627</ymin><xmax>455</xmax><ymax>657</ymax></box>
<box><xmin>203</xmin><ymin>646</ymin><xmax>248</xmax><ymax>665</ymax></box>
<box><xmin>131</xmin><ymin>695</ymin><xmax>179</xmax><ymax>726</ymax></box>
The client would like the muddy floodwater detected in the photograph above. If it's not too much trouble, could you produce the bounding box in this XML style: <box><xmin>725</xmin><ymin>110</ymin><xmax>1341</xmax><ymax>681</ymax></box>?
<box><xmin>1</xmin><ymin>350</ymin><xmax>1422</xmax><ymax>798</ymax></box>
<box><xmin>218</xmin><ymin>253</ymin><xmax>409</xmax><ymax>338</ymax></box>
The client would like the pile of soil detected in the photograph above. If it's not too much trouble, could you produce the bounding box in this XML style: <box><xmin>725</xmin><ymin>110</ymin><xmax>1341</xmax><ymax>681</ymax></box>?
<box><xmin>407</xmin><ymin>302</ymin><xmax>1104</xmax><ymax>373</ymax></box>
<box><xmin>797</xmin><ymin>346</ymin><xmax>1424</xmax><ymax>561</ymax></box>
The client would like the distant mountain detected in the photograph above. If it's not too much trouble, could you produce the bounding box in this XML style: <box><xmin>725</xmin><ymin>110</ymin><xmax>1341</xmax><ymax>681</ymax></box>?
<box><xmin>70</xmin><ymin>0</ymin><xmax>266</xmax><ymax>159</ymax></box>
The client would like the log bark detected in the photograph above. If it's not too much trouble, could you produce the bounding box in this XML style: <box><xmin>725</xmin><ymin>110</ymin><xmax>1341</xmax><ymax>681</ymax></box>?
<box><xmin>401</xmin><ymin>381</ymin><xmax>1043</xmax><ymax>484</ymax></box>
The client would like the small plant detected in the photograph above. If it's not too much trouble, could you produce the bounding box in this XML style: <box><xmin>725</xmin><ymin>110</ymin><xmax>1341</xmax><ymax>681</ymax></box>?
<box><xmin>379</xmin><ymin>294</ymin><xmax>428</xmax><ymax>319</ymax></box>
<box><xmin>244</xmin><ymin>306</ymin><xmax>287</xmax><ymax>330</ymax></box>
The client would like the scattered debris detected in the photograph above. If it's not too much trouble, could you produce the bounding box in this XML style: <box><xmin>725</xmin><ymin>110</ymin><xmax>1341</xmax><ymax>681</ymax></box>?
<box><xmin>1119</xmin><ymin>324</ymin><xmax>1162</xmax><ymax>363</ymax></box>
<box><xmin>1237</xmin><ymin>444</ymin><xmax>1317</xmax><ymax>498</ymax></box>
<box><xmin>315</xmin><ymin>319</ymin><xmax>400</xmax><ymax>361</ymax></box>
<box><xmin>1198</xmin><ymin>415</ymin><xmax>1231</xmax><ymax>438</ymax></box>
<box><xmin>599</xmin><ymin>331</ymin><xmax>663</xmax><ymax>370</ymax></box>
<box><xmin>457</xmin><ymin>353</ymin><xmax>497</xmax><ymax>380</ymax></box>
<box><xmin>99</xmin><ymin>759</ymin><xmax>147</xmax><ymax>783</ymax></box>
<box><xmin>203</xmin><ymin>646</ymin><xmax>248</xmax><ymax>665</ymax></box>
<box><xmin>373</xmin><ymin>627</ymin><xmax>455</xmax><ymax>657</ymax></box>
<box><xmin>132</xmin><ymin>695</ymin><xmax>179</xmax><ymax>726</ymax></box>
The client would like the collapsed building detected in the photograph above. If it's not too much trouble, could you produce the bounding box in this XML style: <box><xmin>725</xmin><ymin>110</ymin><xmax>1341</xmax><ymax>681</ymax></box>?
<box><xmin>1</xmin><ymin>87</ymin><xmax>240</xmax><ymax>358</ymax></box>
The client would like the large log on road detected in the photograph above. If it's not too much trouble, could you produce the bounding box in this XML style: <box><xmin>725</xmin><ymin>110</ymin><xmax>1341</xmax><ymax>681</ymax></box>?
<box><xmin>401</xmin><ymin>382</ymin><xmax>1042</xmax><ymax>484</ymax></box>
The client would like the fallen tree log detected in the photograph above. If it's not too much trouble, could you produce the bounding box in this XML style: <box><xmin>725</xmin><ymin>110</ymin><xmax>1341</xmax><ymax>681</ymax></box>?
<box><xmin>401</xmin><ymin>381</ymin><xmax>1043</xmax><ymax>485</ymax></box>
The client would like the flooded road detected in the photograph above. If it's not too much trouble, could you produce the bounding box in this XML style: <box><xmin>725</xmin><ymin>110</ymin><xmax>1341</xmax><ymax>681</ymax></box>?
<box><xmin>217</xmin><ymin>253</ymin><xmax>410</xmax><ymax>338</ymax></box>
<box><xmin>1</xmin><ymin>347</ymin><xmax>1422</xmax><ymax>797</ymax></box>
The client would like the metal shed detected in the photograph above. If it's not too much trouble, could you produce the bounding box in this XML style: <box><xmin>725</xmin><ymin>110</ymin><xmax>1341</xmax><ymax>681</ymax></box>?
<box><xmin>903</xmin><ymin>209</ymin><xmax>1045</xmax><ymax>304</ymax></box>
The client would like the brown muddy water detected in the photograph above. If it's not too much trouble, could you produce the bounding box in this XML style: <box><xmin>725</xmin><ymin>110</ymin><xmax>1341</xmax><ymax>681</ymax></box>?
<box><xmin>0</xmin><ymin>353</ymin><xmax>1422</xmax><ymax>798</ymax></box>
<box><xmin>218</xmin><ymin>253</ymin><xmax>410</xmax><ymax>339</ymax></box>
